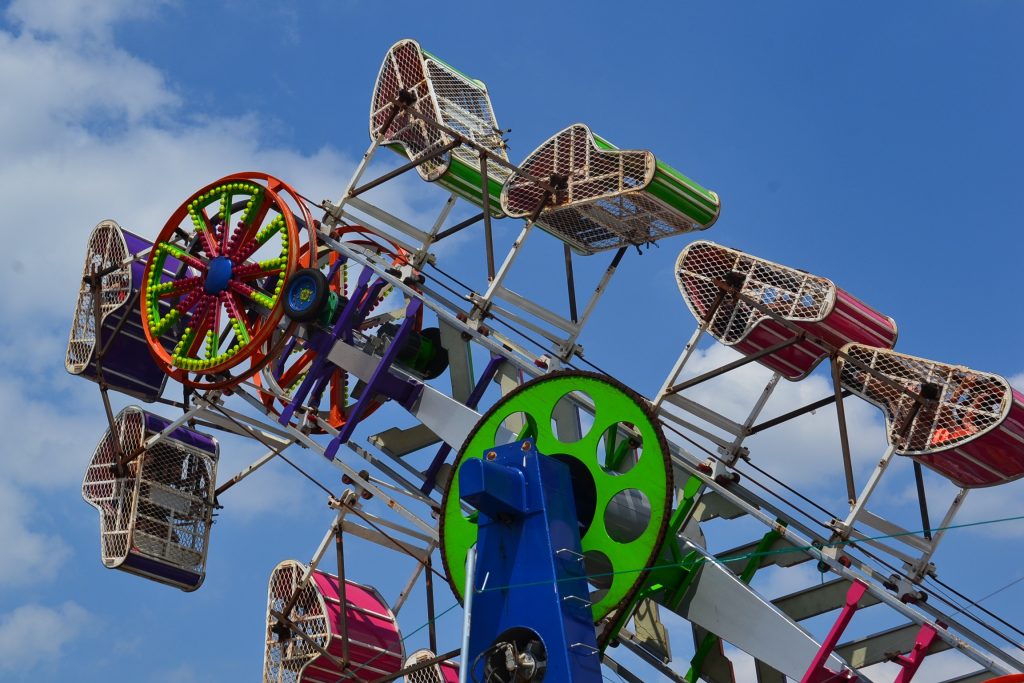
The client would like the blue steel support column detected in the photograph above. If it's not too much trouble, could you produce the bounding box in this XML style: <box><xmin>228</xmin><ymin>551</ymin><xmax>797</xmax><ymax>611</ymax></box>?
<box><xmin>459</xmin><ymin>439</ymin><xmax>603</xmax><ymax>683</ymax></box>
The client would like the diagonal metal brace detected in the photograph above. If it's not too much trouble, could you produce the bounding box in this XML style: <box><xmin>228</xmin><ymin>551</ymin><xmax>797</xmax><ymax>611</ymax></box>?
<box><xmin>324</xmin><ymin>297</ymin><xmax>425</xmax><ymax>460</ymax></box>
<box><xmin>279</xmin><ymin>262</ymin><xmax>370</xmax><ymax>426</ymax></box>
<box><xmin>420</xmin><ymin>353</ymin><xmax>505</xmax><ymax>494</ymax></box>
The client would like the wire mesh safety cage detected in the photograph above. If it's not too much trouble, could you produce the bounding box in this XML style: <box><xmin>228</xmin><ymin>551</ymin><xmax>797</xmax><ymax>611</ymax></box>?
<box><xmin>675</xmin><ymin>241</ymin><xmax>898</xmax><ymax>380</ymax></box>
<box><xmin>266</xmin><ymin>561</ymin><xmax>330</xmax><ymax>683</ymax></box>
<box><xmin>81</xmin><ymin>406</ymin><xmax>219</xmax><ymax>590</ymax></box>
<box><xmin>370</xmin><ymin>38</ymin><xmax>510</xmax><ymax>187</ymax></box>
<box><xmin>403</xmin><ymin>649</ymin><xmax>459</xmax><ymax>683</ymax></box>
<box><xmin>66</xmin><ymin>220</ymin><xmax>175</xmax><ymax>401</ymax></box>
<box><xmin>264</xmin><ymin>560</ymin><xmax>405</xmax><ymax>683</ymax></box>
<box><xmin>66</xmin><ymin>220</ymin><xmax>132</xmax><ymax>373</ymax></box>
<box><xmin>839</xmin><ymin>344</ymin><xmax>1024</xmax><ymax>487</ymax></box>
<box><xmin>500</xmin><ymin>124</ymin><xmax>719</xmax><ymax>255</ymax></box>
<box><xmin>677</xmin><ymin>240</ymin><xmax>835</xmax><ymax>344</ymax></box>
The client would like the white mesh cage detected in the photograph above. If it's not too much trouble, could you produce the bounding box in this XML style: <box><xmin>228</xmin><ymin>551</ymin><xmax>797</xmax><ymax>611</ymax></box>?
<box><xmin>503</xmin><ymin>124</ymin><xmax>652</xmax><ymax>215</ymax></box>
<box><xmin>82</xmin><ymin>407</ymin><xmax>144</xmax><ymax>566</ymax></box>
<box><xmin>264</xmin><ymin>560</ymin><xmax>332</xmax><ymax>683</ymax></box>
<box><xmin>676</xmin><ymin>240</ymin><xmax>835</xmax><ymax>344</ymax></box>
<box><xmin>81</xmin><ymin>406</ymin><xmax>219</xmax><ymax>590</ymax></box>
<box><xmin>839</xmin><ymin>344</ymin><xmax>1012</xmax><ymax>456</ymax></box>
<box><xmin>403</xmin><ymin>649</ymin><xmax>445</xmax><ymax>683</ymax></box>
<box><xmin>66</xmin><ymin>220</ymin><xmax>133</xmax><ymax>374</ymax></box>
<box><xmin>501</xmin><ymin>124</ymin><xmax>715</xmax><ymax>254</ymax></box>
<box><xmin>263</xmin><ymin>559</ymin><xmax>406</xmax><ymax>682</ymax></box>
<box><xmin>370</xmin><ymin>39</ymin><xmax>509</xmax><ymax>184</ymax></box>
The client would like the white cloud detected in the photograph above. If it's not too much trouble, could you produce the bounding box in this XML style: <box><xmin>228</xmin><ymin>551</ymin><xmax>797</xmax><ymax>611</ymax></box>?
<box><xmin>667</xmin><ymin>343</ymin><xmax>887</xmax><ymax>494</ymax></box>
<box><xmin>213</xmin><ymin>440</ymin><xmax>309</xmax><ymax>520</ymax></box>
<box><xmin>881</xmin><ymin>462</ymin><xmax>1024</xmax><ymax>541</ymax></box>
<box><xmin>0</xmin><ymin>2</ymin><xmax>393</xmax><ymax>597</ymax></box>
<box><xmin>0</xmin><ymin>481</ymin><xmax>71</xmax><ymax>585</ymax></box>
<box><xmin>945</xmin><ymin>478</ymin><xmax>1024</xmax><ymax>540</ymax></box>
<box><xmin>4</xmin><ymin>0</ymin><xmax>171</xmax><ymax>42</ymax></box>
<box><xmin>0</xmin><ymin>0</ymin><xmax>441</xmax><ymax>328</ymax></box>
<box><xmin>0</xmin><ymin>30</ymin><xmax>176</xmax><ymax>155</ymax></box>
<box><xmin>0</xmin><ymin>377</ymin><xmax>104</xmax><ymax>489</ymax></box>
<box><xmin>0</xmin><ymin>326</ymin><xmax>110</xmax><ymax>584</ymax></box>
<box><xmin>0</xmin><ymin>602</ymin><xmax>89</xmax><ymax>672</ymax></box>
<box><xmin>1009</xmin><ymin>372</ymin><xmax>1024</xmax><ymax>392</ymax></box>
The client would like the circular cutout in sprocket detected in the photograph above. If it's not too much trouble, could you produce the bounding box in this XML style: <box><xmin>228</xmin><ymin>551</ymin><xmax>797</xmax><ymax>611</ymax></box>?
<box><xmin>438</xmin><ymin>370</ymin><xmax>673</xmax><ymax>627</ymax></box>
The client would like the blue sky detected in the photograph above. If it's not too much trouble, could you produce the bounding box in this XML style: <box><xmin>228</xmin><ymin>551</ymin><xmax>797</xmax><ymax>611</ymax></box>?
<box><xmin>1</xmin><ymin>1</ymin><xmax>1022</xmax><ymax>681</ymax></box>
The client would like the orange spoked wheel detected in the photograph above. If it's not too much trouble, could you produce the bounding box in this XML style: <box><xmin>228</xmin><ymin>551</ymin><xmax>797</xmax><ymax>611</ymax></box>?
<box><xmin>141</xmin><ymin>172</ymin><xmax>316</xmax><ymax>390</ymax></box>
<box><xmin>256</xmin><ymin>226</ymin><xmax>422</xmax><ymax>432</ymax></box>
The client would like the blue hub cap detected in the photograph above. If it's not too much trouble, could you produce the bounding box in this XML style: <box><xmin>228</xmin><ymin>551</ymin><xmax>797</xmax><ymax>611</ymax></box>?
<box><xmin>287</xmin><ymin>272</ymin><xmax>318</xmax><ymax>313</ymax></box>
<box><xmin>204</xmin><ymin>256</ymin><xmax>234</xmax><ymax>294</ymax></box>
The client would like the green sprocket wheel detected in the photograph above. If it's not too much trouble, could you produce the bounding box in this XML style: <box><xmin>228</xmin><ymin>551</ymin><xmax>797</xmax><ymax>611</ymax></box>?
<box><xmin>439</xmin><ymin>370</ymin><xmax>673</xmax><ymax>625</ymax></box>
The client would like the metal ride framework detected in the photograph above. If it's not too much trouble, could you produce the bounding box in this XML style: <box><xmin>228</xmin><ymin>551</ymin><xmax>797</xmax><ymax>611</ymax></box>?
<box><xmin>65</xmin><ymin>37</ymin><xmax>1024</xmax><ymax>683</ymax></box>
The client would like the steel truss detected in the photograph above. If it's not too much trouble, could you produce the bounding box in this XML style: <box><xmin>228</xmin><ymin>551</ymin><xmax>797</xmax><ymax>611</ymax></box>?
<box><xmin>87</xmin><ymin>90</ymin><xmax>1023</xmax><ymax>683</ymax></box>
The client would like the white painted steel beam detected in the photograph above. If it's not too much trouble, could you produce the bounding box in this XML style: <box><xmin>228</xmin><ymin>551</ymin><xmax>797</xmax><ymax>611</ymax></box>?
<box><xmin>670</xmin><ymin>541</ymin><xmax>849</xmax><ymax>679</ymax></box>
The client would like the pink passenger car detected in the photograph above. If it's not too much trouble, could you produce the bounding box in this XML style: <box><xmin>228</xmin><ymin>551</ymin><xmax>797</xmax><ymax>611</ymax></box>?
<box><xmin>676</xmin><ymin>240</ymin><xmax>898</xmax><ymax>380</ymax></box>
<box><xmin>264</xmin><ymin>560</ymin><xmax>405</xmax><ymax>682</ymax></box>
<box><xmin>840</xmin><ymin>344</ymin><xmax>1024</xmax><ymax>488</ymax></box>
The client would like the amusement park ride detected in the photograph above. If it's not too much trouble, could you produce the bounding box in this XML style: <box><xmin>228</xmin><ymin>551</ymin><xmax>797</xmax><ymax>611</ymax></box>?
<box><xmin>65</xmin><ymin>39</ymin><xmax>1024</xmax><ymax>682</ymax></box>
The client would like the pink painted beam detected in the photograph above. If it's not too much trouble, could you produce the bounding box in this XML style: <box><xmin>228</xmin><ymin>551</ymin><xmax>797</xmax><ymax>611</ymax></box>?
<box><xmin>892</xmin><ymin>624</ymin><xmax>939</xmax><ymax>683</ymax></box>
<box><xmin>801</xmin><ymin>580</ymin><xmax>866</xmax><ymax>683</ymax></box>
